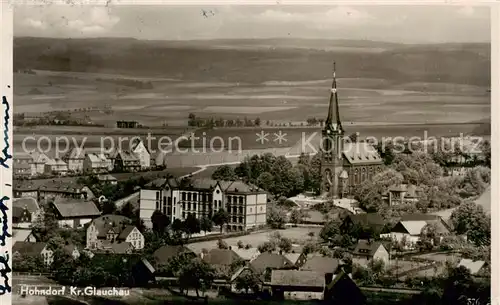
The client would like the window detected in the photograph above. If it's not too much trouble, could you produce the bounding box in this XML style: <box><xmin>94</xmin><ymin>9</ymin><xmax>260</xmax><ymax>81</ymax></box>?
<box><xmin>182</xmin><ymin>212</ymin><xmax>185</xmax><ymax>218</ymax></box>
<box><xmin>250</xmin><ymin>208</ymin><xmax>252</xmax><ymax>212</ymax></box>
<box><xmin>232</xmin><ymin>216</ymin><xmax>236</xmax><ymax>223</ymax></box>
<box><xmin>183</xmin><ymin>203</ymin><xmax>186</xmax><ymax>210</ymax></box>
<box><xmin>218</xmin><ymin>200</ymin><xmax>222</xmax><ymax>207</ymax></box>
<box><xmin>174</xmin><ymin>197</ymin><xmax>177</xmax><ymax>204</ymax></box>
<box><xmin>216</xmin><ymin>189</ymin><xmax>220</xmax><ymax>194</ymax></box>
<box><xmin>163</xmin><ymin>196</ymin><xmax>167</xmax><ymax>205</ymax></box>
<box><xmin>168</xmin><ymin>197</ymin><xmax>172</xmax><ymax>204</ymax></box>
<box><xmin>156</xmin><ymin>192</ymin><xmax>160</xmax><ymax>200</ymax></box>
<box><xmin>193</xmin><ymin>193</ymin><xmax>198</xmax><ymax>201</ymax></box>
<box><xmin>227</xmin><ymin>196</ymin><xmax>232</xmax><ymax>204</ymax></box>
<box><xmin>188</xmin><ymin>193</ymin><xmax>192</xmax><ymax>201</ymax></box>
<box><xmin>188</xmin><ymin>203</ymin><xmax>191</xmax><ymax>210</ymax></box>
<box><xmin>239</xmin><ymin>207</ymin><xmax>243</xmax><ymax>214</ymax></box>
<box><xmin>193</xmin><ymin>203</ymin><xmax>197</xmax><ymax>210</ymax></box>
<box><xmin>260</xmin><ymin>207</ymin><xmax>263</xmax><ymax>211</ymax></box>
<box><xmin>163</xmin><ymin>205</ymin><xmax>166</xmax><ymax>214</ymax></box>
<box><xmin>239</xmin><ymin>197</ymin><xmax>244</xmax><ymax>204</ymax></box>
<box><xmin>156</xmin><ymin>201</ymin><xmax>159</xmax><ymax>210</ymax></box>
<box><xmin>182</xmin><ymin>192</ymin><xmax>186</xmax><ymax>200</ymax></box>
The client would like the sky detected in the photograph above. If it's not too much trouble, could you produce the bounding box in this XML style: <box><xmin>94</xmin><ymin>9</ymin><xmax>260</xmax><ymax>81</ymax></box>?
<box><xmin>14</xmin><ymin>5</ymin><xmax>491</xmax><ymax>43</ymax></box>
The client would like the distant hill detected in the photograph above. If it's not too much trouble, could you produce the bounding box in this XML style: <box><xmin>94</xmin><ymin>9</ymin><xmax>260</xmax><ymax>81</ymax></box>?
<box><xmin>13</xmin><ymin>37</ymin><xmax>490</xmax><ymax>86</ymax></box>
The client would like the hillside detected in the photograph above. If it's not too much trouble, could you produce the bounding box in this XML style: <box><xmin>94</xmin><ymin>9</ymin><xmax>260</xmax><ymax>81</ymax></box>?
<box><xmin>14</xmin><ymin>37</ymin><xmax>490</xmax><ymax>86</ymax></box>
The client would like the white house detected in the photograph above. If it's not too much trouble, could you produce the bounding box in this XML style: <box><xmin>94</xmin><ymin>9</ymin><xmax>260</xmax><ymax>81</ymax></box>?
<box><xmin>131</xmin><ymin>139</ymin><xmax>151</xmax><ymax>170</ymax></box>
<box><xmin>44</xmin><ymin>158</ymin><xmax>69</xmax><ymax>176</ymax></box>
<box><xmin>51</xmin><ymin>199</ymin><xmax>101</xmax><ymax>228</ymax></box>
<box><xmin>83</xmin><ymin>153</ymin><xmax>112</xmax><ymax>174</ymax></box>
<box><xmin>86</xmin><ymin>215</ymin><xmax>145</xmax><ymax>250</ymax></box>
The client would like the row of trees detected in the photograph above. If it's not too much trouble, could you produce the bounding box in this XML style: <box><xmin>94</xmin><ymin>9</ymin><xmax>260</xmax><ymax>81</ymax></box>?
<box><xmin>212</xmin><ymin>153</ymin><xmax>321</xmax><ymax>198</ymax></box>
<box><xmin>187</xmin><ymin>113</ymin><xmax>262</xmax><ymax>128</ymax></box>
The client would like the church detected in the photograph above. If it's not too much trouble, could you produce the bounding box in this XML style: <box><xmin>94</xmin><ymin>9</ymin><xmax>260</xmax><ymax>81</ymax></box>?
<box><xmin>320</xmin><ymin>63</ymin><xmax>384</xmax><ymax>198</ymax></box>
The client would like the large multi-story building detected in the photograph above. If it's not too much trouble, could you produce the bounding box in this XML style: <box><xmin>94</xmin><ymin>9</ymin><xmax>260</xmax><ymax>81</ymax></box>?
<box><xmin>139</xmin><ymin>177</ymin><xmax>267</xmax><ymax>232</ymax></box>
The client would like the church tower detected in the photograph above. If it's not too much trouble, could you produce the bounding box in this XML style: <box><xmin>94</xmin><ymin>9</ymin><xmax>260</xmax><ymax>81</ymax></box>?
<box><xmin>320</xmin><ymin>62</ymin><xmax>345</xmax><ymax>198</ymax></box>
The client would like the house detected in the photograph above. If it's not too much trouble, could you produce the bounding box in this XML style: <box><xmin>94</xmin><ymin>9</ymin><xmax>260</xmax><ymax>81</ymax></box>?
<box><xmin>383</xmin><ymin>184</ymin><xmax>421</xmax><ymax>206</ymax></box>
<box><xmin>153</xmin><ymin>245</ymin><xmax>197</xmax><ymax>269</ymax></box>
<box><xmin>44</xmin><ymin>158</ymin><xmax>69</xmax><ymax>176</ymax></box>
<box><xmin>325</xmin><ymin>269</ymin><xmax>366</xmax><ymax>305</ymax></box>
<box><xmin>83</xmin><ymin>153</ymin><xmax>112</xmax><ymax>174</ymax></box>
<box><xmin>12</xmin><ymin>228</ymin><xmax>39</xmax><ymax>244</ymax></box>
<box><xmin>50</xmin><ymin>198</ymin><xmax>101</xmax><ymax>228</ymax></box>
<box><xmin>131</xmin><ymin>139</ymin><xmax>151</xmax><ymax>170</ymax></box>
<box><xmin>300</xmin><ymin>256</ymin><xmax>341</xmax><ymax>283</ymax></box>
<box><xmin>340</xmin><ymin>213</ymin><xmax>386</xmax><ymax>238</ymax></box>
<box><xmin>12</xmin><ymin>197</ymin><xmax>40</xmax><ymax>228</ymax></box>
<box><xmin>352</xmin><ymin>240</ymin><xmax>390</xmax><ymax>266</ymax></box>
<box><xmin>13</xmin><ymin>162</ymin><xmax>32</xmax><ymax>178</ymax></box>
<box><xmin>139</xmin><ymin>177</ymin><xmax>267</xmax><ymax>231</ymax></box>
<box><xmin>250</xmin><ymin>252</ymin><xmax>294</xmax><ymax>279</ymax></box>
<box><xmin>98</xmin><ymin>174</ymin><xmax>118</xmax><ymax>185</ymax></box>
<box><xmin>389</xmin><ymin>214</ymin><xmax>450</xmax><ymax>249</ymax></box>
<box><xmin>114</xmin><ymin>150</ymin><xmax>141</xmax><ymax>172</ymax></box>
<box><xmin>86</xmin><ymin>215</ymin><xmax>144</xmax><ymax>250</ymax></box>
<box><xmin>37</xmin><ymin>180</ymin><xmax>95</xmax><ymax>201</ymax></box>
<box><xmin>30</xmin><ymin>151</ymin><xmax>51</xmax><ymax>176</ymax></box>
<box><xmin>13</xmin><ymin>241</ymin><xmax>53</xmax><ymax>266</ymax></box>
<box><xmin>202</xmin><ymin>248</ymin><xmax>241</xmax><ymax>267</ymax></box>
<box><xmin>63</xmin><ymin>147</ymin><xmax>86</xmax><ymax>173</ymax></box>
<box><xmin>270</xmin><ymin>270</ymin><xmax>325</xmax><ymax>300</ymax></box>
<box><xmin>232</xmin><ymin>247</ymin><xmax>260</xmax><ymax>262</ymax></box>
<box><xmin>458</xmin><ymin>259</ymin><xmax>486</xmax><ymax>275</ymax></box>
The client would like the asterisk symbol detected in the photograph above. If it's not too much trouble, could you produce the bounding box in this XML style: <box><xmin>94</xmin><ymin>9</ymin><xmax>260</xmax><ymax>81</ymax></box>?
<box><xmin>273</xmin><ymin>131</ymin><xmax>287</xmax><ymax>144</ymax></box>
<box><xmin>256</xmin><ymin>131</ymin><xmax>269</xmax><ymax>144</ymax></box>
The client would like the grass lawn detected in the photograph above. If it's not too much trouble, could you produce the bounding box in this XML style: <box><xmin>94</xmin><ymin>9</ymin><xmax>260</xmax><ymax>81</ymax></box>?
<box><xmin>186</xmin><ymin>227</ymin><xmax>322</xmax><ymax>254</ymax></box>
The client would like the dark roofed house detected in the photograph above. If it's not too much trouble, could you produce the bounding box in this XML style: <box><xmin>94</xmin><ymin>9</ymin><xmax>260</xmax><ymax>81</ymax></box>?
<box><xmin>341</xmin><ymin>213</ymin><xmax>387</xmax><ymax>238</ymax></box>
<box><xmin>300</xmin><ymin>256</ymin><xmax>341</xmax><ymax>285</ymax></box>
<box><xmin>202</xmin><ymin>248</ymin><xmax>242</xmax><ymax>277</ymax></box>
<box><xmin>13</xmin><ymin>197</ymin><xmax>40</xmax><ymax>228</ymax></box>
<box><xmin>87</xmin><ymin>215</ymin><xmax>144</xmax><ymax>250</ymax></box>
<box><xmin>352</xmin><ymin>240</ymin><xmax>389</xmax><ymax>267</ymax></box>
<box><xmin>51</xmin><ymin>198</ymin><xmax>101</xmax><ymax>229</ymax></box>
<box><xmin>270</xmin><ymin>270</ymin><xmax>325</xmax><ymax>300</ymax></box>
<box><xmin>325</xmin><ymin>269</ymin><xmax>366</xmax><ymax>305</ymax></box>
<box><xmin>250</xmin><ymin>252</ymin><xmax>294</xmax><ymax>281</ymax></box>
<box><xmin>153</xmin><ymin>245</ymin><xmax>197</xmax><ymax>269</ymax></box>
<box><xmin>114</xmin><ymin>150</ymin><xmax>141</xmax><ymax>172</ymax></box>
<box><xmin>13</xmin><ymin>241</ymin><xmax>53</xmax><ymax>265</ymax></box>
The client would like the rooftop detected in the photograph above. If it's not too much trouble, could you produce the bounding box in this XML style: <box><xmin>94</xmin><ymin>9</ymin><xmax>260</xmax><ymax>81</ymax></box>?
<box><xmin>52</xmin><ymin>199</ymin><xmax>101</xmax><ymax>218</ymax></box>
<box><xmin>271</xmin><ymin>270</ymin><xmax>325</xmax><ymax>287</ymax></box>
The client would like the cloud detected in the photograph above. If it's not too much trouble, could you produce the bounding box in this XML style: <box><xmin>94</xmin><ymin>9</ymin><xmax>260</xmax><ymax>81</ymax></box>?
<box><xmin>23</xmin><ymin>18</ymin><xmax>47</xmax><ymax>30</ymax></box>
<box><xmin>256</xmin><ymin>7</ymin><xmax>374</xmax><ymax>27</ymax></box>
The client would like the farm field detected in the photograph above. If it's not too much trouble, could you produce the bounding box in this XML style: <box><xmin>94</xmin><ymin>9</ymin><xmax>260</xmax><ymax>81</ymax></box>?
<box><xmin>186</xmin><ymin>227</ymin><xmax>322</xmax><ymax>254</ymax></box>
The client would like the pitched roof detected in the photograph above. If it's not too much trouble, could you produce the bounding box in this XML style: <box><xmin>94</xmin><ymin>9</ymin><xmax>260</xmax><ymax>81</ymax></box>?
<box><xmin>222</xmin><ymin>180</ymin><xmax>266</xmax><ymax>194</ymax></box>
<box><xmin>153</xmin><ymin>245</ymin><xmax>195</xmax><ymax>266</ymax></box>
<box><xmin>86</xmin><ymin>153</ymin><xmax>109</xmax><ymax>164</ymax></box>
<box><xmin>231</xmin><ymin>247</ymin><xmax>260</xmax><ymax>261</ymax></box>
<box><xmin>300</xmin><ymin>256</ymin><xmax>340</xmax><ymax>273</ymax></box>
<box><xmin>343</xmin><ymin>142</ymin><xmax>382</xmax><ymax>165</ymax></box>
<box><xmin>13</xmin><ymin>241</ymin><xmax>47</xmax><ymax>256</ymax></box>
<box><xmin>12</xmin><ymin>229</ymin><xmax>34</xmax><ymax>244</ymax></box>
<box><xmin>458</xmin><ymin>259</ymin><xmax>486</xmax><ymax>275</ymax></box>
<box><xmin>98</xmin><ymin>174</ymin><xmax>117</xmax><ymax>181</ymax></box>
<box><xmin>90</xmin><ymin>215</ymin><xmax>132</xmax><ymax>238</ymax></box>
<box><xmin>52</xmin><ymin>199</ymin><xmax>101</xmax><ymax>218</ymax></box>
<box><xmin>352</xmin><ymin>240</ymin><xmax>386</xmax><ymax>257</ymax></box>
<box><xmin>399</xmin><ymin>214</ymin><xmax>451</xmax><ymax>233</ymax></box>
<box><xmin>250</xmin><ymin>252</ymin><xmax>293</xmax><ymax>273</ymax></box>
<box><xmin>118</xmin><ymin>226</ymin><xmax>137</xmax><ymax>240</ymax></box>
<box><xmin>346</xmin><ymin>213</ymin><xmax>385</xmax><ymax>227</ymax></box>
<box><xmin>283</xmin><ymin>253</ymin><xmax>302</xmax><ymax>265</ymax></box>
<box><xmin>116</xmin><ymin>150</ymin><xmax>140</xmax><ymax>162</ymax></box>
<box><xmin>203</xmin><ymin>249</ymin><xmax>241</xmax><ymax>266</ymax></box>
<box><xmin>398</xmin><ymin>220</ymin><xmax>428</xmax><ymax>235</ymax></box>
<box><xmin>65</xmin><ymin>147</ymin><xmax>85</xmax><ymax>159</ymax></box>
<box><xmin>13</xmin><ymin>197</ymin><xmax>39</xmax><ymax>214</ymax></box>
<box><xmin>270</xmin><ymin>270</ymin><xmax>325</xmax><ymax>287</ymax></box>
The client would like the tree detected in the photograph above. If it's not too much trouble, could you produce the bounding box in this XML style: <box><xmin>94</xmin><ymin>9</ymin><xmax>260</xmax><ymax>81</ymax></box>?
<box><xmin>290</xmin><ymin>209</ymin><xmax>305</xmax><ymax>226</ymax></box>
<box><xmin>200</xmin><ymin>216</ymin><xmax>213</xmax><ymax>234</ymax></box>
<box><xmin>257</xmin><ymin>241</ymin><xmax>276</xmax><ymax>253</ymax></box>
<box><xmin>237</xmin><ymin>240</ymin><xmax>244</xmax><ymax>249</ymax></box>
<box><xmin>183</xmin><ymin>213</ymin><xmax>201</xmax><ymax>239</ymax></box>
<box><xmin>266</xmin><ymin>204</ymin><xmax>286</xmax><ymax>229</ymax></box>
<box><xmin>278</xmin><ymin>237</ymin><xmax>292</xmax><ymax>253</ymax></box>
<box><xmin>178</xmin><ymin>259</ymin><xmax>215</xmax><ymax>297</ymax></box>
<box><xmin>419</xmin><ymin>223</ymin><xmax>439</xmax><ymax>251</ymax></box>
<box><xmin>235</xmin><ymin>271</ymin><xmax>261</xmax><ymax>294</ymax></box>
<box><xmin>212</xmin><ymin>209</ymin><xmax>229</xmax><ymax>233</ymax></box>
<box><xmin>31</xmin><ymin>202</ymin><xmax>59</xmax><ymax>241</ymax></box>
<box><xmin>217</xmin><ymin>238</ymin><xmax>229</xmax><ymax>249</ymax></box>
<box><xmin>211</xmin><ymin>165</ymin><xmax>237</xmax><ymax>181</ymax></box>
<box><xmin>151</xmin><ymin>210</ymin><xmax>170</xmax><ymax>234</ymax></box>
<box><xmin>256</xmin><ymin>172</ymin><xmax>274</xmax><ymax>191</ymax></box>
<box><xmin>320</xmin><ymin>220</ymin><xmax>343</xmax><ymax>246</ymax></box>
<box><xmin>458</xmin><ymin>166</ymin><xmax>490</xmax><ymax>198</ymax></box>
<box><xmin>450</xmin><ymin>201</ymin><xmax>490</xmax><ymax>246</ymax></box>
<box><xmin>101</xmin><ymin>200</ymin><xmax>117</xmax><ymax>215</ymax></box>
<box><xmin>254</xmin><ymin>117</ymin><xmax>261</xmax><ymax>126</ymax></box>
<box><xmin>348</xmin><ymin>132</ymin><xmax>359</xmax><ymax>143</ymax></box>
<box><xmin>352</xmin><ymin>169</ymin><xmax>404</xmax><ymax>213</ymax></box>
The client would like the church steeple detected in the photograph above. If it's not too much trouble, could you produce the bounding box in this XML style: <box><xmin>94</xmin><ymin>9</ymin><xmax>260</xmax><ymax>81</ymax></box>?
<box><xmin>325</xmin><ymin>62</ymin><xmax>342</xmax><ymax>133</ymax></box>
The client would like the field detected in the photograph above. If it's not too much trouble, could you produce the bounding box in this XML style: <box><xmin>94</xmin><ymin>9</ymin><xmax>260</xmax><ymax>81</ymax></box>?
<box><xmin>186</xmin><ymin>227</ymin><xmax>322</xmax><ymax>254</ymax></box>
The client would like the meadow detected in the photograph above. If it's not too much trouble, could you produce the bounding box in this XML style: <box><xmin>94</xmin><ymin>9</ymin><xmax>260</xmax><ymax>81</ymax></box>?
<box><xmin>186</xmin><ymin>227</ymin><xmax>322</xmax><ymax>254</ymax></box>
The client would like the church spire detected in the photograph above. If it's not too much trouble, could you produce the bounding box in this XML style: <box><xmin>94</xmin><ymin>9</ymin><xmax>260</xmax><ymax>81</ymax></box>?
<box><xmin>325</xmin><ymin>62</ymin><xmax>342</xmax><ymax>132</ymax></box>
